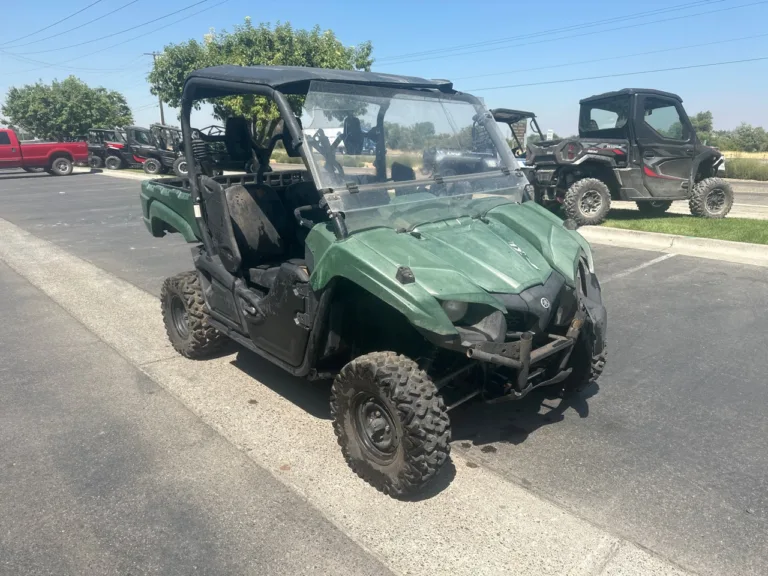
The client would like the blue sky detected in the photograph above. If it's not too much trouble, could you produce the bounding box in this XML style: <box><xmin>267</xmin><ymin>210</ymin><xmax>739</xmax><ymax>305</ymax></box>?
<box><xmin>2</xmin><ymin>0</ymin><xmax>767</xmax><ymax>135</ymax></box>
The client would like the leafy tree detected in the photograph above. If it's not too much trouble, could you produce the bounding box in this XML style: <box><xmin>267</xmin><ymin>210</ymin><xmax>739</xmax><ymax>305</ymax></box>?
<box><xmin>1</xmin><ymin>76</ymin><xmax>132</xmax><ymax>141</ymax></box>
<box><xmin>148</xmin><ymin>19</ymin><xmax>373</xmax><ymax>141</ymax></box>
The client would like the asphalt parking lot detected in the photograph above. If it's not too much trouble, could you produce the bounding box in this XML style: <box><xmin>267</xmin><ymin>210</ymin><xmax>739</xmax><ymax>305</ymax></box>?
<box><xmin>0</xmin><ymin>170</ymin><xmax>766</xmax><ymax>576</ymax></box>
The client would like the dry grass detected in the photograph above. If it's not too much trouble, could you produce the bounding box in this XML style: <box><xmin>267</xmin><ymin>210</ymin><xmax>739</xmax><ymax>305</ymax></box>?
<box><xmin>722</xmin><ymin>151</ymin><xmax>768</xmax><ymax>160</ymax></box>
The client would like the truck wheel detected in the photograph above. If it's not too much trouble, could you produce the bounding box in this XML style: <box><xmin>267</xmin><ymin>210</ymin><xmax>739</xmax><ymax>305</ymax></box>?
<box><xmin>50</xmin><ymin>157</ymin><xmax>73</xmax><ymax>176</ymax></box>
<box><xmin>173</xmin><ymin>156</ymin><xmax>189</xmax><ymax>178</ymax></box>
<box><xmin>561</xmin><ymin>337</ymin><xmax>608</xmax><ymax>397</ymax></box>
<box><xmin>636</xmin><ymin>200</ymin><xmax>672</xmax><ymax>215</ymax></box>
<box><xmin>689</xmin><ymin>177</ymin><xmax>733</xmax><ymax>218</ymax></box>
<box><xmin>88</xmin><ymin>155</ymin><xmax>104</xmax><ymax>169</ymax></box>
<box><xmin>161</xmin><ymin>271</ymin><xmax>227</xmax><ymax>359</ymax></box>
<box><xmin>331</xmin><ymin>352</ymin><xmax>451</xmax><ymax>497</ymax></box>
<box><xmin>105</xmin><ymin>155</ymin><xmax>122</xmax><ymax>170</ymax></box>
<box><xmin>563</xmin><ymin>178</ymin><xmax>611</xmax><ymax>226</ymax></box>
<box><xmin>143</xmin><ymin>157</ymin><xmax>163</xmax><ymax>175</ymax></box>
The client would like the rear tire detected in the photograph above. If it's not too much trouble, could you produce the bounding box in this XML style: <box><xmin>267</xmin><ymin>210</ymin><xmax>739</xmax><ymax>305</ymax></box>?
<box><xmin>143</xmin><ymin>157</ymin><xmax>163</xmax><ymax>175</ymax></box>
<box><xmin>563</xmin><ymin>178</ymin><xmax>612</xmax><ymax>226</ymax></box>
<box><xmin>49</xmin><ymin>157</ymin><xmax>73</xmax><ymax>176</ymax></box>
<box><xmin>105</xmin><ymin>155</ymin><xmax>123</xmax><ymax>170</ymax></box>
<box><xmin>173</xmin><ymin>156</ymin><xmax>189</xmax><ymax>178</ymax></box>
<box><xmin>88</xmin><ymin>155</ymin><xmax>104</xmax><ymax>169</ymax></box>
<box><xmin>161</xmin><ymin>271</ymin><xmax>227</xmax><ymax>359</ymax></box>
<box><xmin>636</xmin><ymin>200</ymin><xmax>672</xmax><ymax>215</ymax></box>
<box><xmin>331</xmin><ymin>352</ymin><xmax>451</xmax><ymax>497</ymax></box>
<box><xmin>689</xmin><ymin>177</ymin><xmax>733</xmax><ymax>218</ymax></box>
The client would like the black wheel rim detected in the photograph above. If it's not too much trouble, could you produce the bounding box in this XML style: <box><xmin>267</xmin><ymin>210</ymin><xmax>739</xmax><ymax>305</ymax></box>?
<box><xmin>579</xmin><ymin>190</ymin><xmax>603</xmax><ymax>215</ymax></box>
<box><xmin>170</xmin><ymin>295</ymin><xmax>189</xmax><ymax>339</ymax></box>
<box><xmin>106</xmin><ymin>157</ymin><xmax>120</xmax><ymax>169</ymax></box>
<box><xmin>706</xmin><ymin>189</ymin><xmax>726</xmax><ymax>214</ymax></box>
<box><xmin>352</xmin><ymin>393</ymin><xmax>399</xmax><ymax>463</ymax></box>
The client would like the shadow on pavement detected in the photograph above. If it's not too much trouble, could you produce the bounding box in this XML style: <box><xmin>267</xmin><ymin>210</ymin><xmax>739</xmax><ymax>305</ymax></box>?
<box><xmin>230</xmin><ymin>348</ymin><xmax>333</xmax><ymax>421</ymax></box>
<box><xmin>451</xmin><ymin>383</ymin><xmax>599</xmax><ymax>447</ymax></box>
<box><xmin>0</xmin><ymin>169</ymin><xmax>99</xmax><ymax>181</ymax></box>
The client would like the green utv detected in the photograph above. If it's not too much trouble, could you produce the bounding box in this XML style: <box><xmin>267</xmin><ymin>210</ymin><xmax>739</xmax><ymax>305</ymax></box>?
<box><xmin>140</xmin><ymin>65</ymin><xmax>607</xmax><ymax>497</ymax></box>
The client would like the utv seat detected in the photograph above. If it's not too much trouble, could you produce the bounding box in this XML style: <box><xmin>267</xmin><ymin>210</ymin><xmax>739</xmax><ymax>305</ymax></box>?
<box><xmin>225</xmin><ymin>183</ymin><xmax>290</xmax><ymax>268</ymax></box>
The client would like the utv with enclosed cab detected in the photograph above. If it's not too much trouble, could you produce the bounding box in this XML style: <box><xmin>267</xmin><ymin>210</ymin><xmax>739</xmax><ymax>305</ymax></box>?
<box><xmin>526</xmin><ymin>88</ymin><xmax>733</xmax><ymax>225</ymax></box>
<box><xmin>139</xmin><ymin>123</ymin><xmax>184</xmax><ymax>175</ymax></box>
<box><xmin>86</xmin><ymin>127</ymin><xmax>126</xmax><ymax>168</ymax></box>
<box><xmin>140</xmin><ymin>65</ymin><xmax>607</xmax><ymax>497</ymax></box>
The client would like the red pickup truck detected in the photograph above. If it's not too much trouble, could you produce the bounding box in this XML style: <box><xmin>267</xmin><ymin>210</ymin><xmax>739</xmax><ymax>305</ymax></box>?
<box><xmin>0</xmin><ymin>128</ymin><xmax>88</xmax><ymax>175</ymax></box>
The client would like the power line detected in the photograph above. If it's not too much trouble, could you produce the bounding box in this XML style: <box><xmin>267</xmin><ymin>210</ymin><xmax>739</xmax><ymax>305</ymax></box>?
<box><xmin>453</xmin><ymin>32</ymin><xmax>768</xmax><ymax>82</ymax></box>
<box><xmin>2</xmin><ymin>1</ymin><xmax>141</xmax><ymax>49</ymax></box>
<box><xmin>7</xmin><ymin>0</ymin><xmax>210</xmax><ymax>55</ymax></box>
<box><xmin>375</xmin><ymin>0</ymin><xmax>724</xmax><ymax>63</ymax></box>
<box><xmin>6</xmin><ymin>0</ymin><xmax>228</xmax><ymax>75</ymax></box>
<box><xmin>376</xmin><ymin>0</ymin><xmax>767</xmax><ymax>66</ymax></box>
<box><xmin>0</xmin><ymin>0</ymin><xmax>106</xmax><ymax>47</ymax></box>
<box><xmin>467</xmin><ymin>56</ymin><xmax>768</xmax><ymax>91</ymax></box>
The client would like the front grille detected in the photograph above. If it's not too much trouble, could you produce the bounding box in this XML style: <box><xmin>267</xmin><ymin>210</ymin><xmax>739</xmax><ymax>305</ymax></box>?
<box><xmin>506</xmin><ymin>311</ymin><xmax>533</xmax><ymax>333</ymax></box>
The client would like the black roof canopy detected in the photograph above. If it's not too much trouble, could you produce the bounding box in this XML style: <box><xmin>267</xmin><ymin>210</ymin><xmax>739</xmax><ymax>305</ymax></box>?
<box><xmin>580</xmin><ymin>88</ymin><xmax>683</xmax><ymax>104</ymax></box>
<box><xmin>490</xmin><ymin>108</ymin><xmax>537</xmax><ymax>125</ymax></box>
<box><xmin>184</xmin><ymin>65</ymin><xmax>455</xmax><ymax>100</ymax></box>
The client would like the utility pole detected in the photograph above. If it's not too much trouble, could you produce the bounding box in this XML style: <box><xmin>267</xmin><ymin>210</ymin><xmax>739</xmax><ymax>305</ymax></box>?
<box><xmin>144</xmin><ymin>52</ymin><xmax>165</xmax><ymax>125</ymax></box>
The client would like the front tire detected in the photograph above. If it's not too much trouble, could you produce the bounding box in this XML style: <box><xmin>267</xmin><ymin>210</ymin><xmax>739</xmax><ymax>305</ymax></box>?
<box><xmin>161</xmin><ymin>271</ymin><xmax>227</xmax><ymax>359</ymax></box>
<box><xmin>331</xmin><ymin>352</ymin><xmax>451</xmax><ymax>497</ymax></box>
<box><xmin>561</xmin><ymin>337</ymin><xmax>608</xmax><ymax>396</ymax></box>
<box><xmin>636</xmin><ymin>200</ymin><xmax>672</xmax><ymax>215</ymax></box>
<box><xmin>173</xmin><ymin>156</ymin><xmax>189</xmax><ymax>178</ymax></box>
<box><xmin>105</xmin><ymin>155</ymin><xmax>123</xmax><ymax>170</ymax></box>
<box><xmin>88</xmin><ymin>155</ymin><xmax>104</xmax><ymax>169</ymax></box>
<box><xmin>143</xmin><ymin>157</ymin><xmax>163</xmax><ymax>175</ymax></box>
<box><xmin>563</xmin><ymin>178</ymin><xmax>612</xmax><ymax>226</ymax></box>
<box><xmin>49</xmin><ymin>157</ymin><xmax>73</xmax><ymax>176</ymax></box>
<box><xmin>689</xmin><ymin>177</ymin><xmax>733</xmax><ymax>218</ymax></box>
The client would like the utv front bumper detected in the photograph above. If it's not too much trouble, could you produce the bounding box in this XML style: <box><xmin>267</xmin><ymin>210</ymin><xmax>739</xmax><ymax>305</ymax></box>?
<box><xmin>459</xmin><ymin>268</ymin><xmax>607</xmax><ymax>399</ymax></box>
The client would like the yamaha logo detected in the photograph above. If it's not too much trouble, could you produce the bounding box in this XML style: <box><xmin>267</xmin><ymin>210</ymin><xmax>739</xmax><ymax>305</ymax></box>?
<box><xmin>540</xmin><ymin>297</ymin><xmax>551</xmax><ymax>309</ymax></box>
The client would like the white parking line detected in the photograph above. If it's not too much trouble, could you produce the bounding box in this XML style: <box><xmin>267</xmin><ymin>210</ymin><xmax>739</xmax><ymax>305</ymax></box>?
<box><xmin>0</xmin><ymin>216</ymin><xmax>696</xmax><ymax>576</ymax></box>
<box><xmin>602</xmin><ymin>254</ymin><xmax>677</xmax><ymax>284</ymax></box>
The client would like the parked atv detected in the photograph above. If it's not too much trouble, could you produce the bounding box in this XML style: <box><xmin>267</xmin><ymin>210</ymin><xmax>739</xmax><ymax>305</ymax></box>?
<box><xmin>526</xmin><ymin>88</ymin><xmax>733</xmax><ymax>225</ymax></box>
<box><xmin>104</xmin><ymin>125</ymin><xmax>154</xmax><ymax>170</ymax></box>
<box><xmin>171</xmin><ymin>124</ymin><xmax>249</xmax><ymax>178</ymax></box>
<box><xmin>140</xmin><ymin>124</ymin><xmax>184</xmax><ymax>175</ymax></box>
<box><xmin>140</xmin><ymin>65</ymin><xmax>607</xmax><ymax>497</ymax></box>
<box><xmin>491</xmin><ymin>108</ymin><xmax>544</xmax><ymax>165</ymax></box>
<box><xmin>86</xmin><ymin>128</ymin><xmax>126</xmax><ymax>168</ymax></box>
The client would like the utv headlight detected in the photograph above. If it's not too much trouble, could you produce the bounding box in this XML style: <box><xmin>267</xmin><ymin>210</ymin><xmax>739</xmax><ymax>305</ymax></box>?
<box><xmin>442</xmin><ymin>300</ymin><xmax>468</xmax><ymax>323</ymax></box>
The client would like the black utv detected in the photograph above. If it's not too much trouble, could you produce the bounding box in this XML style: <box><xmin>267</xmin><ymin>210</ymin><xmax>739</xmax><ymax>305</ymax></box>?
<box><xmin>526</xmin><ymin>88</ymin><xmax>733</xmax><ymax>225</ymax></box>
<box><xmin>140</xmin><ymin>124</ymin><xmax>184</xmax><ymax>175</ymax></box>
<box><xmin>103</xmin><ymin>125</ymin><xmax>154</xmax><ymax>170</ymax></box>
<box><xmin>86</xmin><ymin>128</ymin><xmax>126</xmax><ymax>168</ymax></box>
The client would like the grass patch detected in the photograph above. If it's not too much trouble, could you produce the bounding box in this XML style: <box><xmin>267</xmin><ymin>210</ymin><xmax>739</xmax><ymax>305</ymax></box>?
<box><xmin>725</xmin><ymin>157</ymin><xmax>768</xmax><ymax>181</ymax></box>
<box><xmin>603</xmin><ymin>209</ymin><xmax>768</xmax><ymax>245</ymax></box>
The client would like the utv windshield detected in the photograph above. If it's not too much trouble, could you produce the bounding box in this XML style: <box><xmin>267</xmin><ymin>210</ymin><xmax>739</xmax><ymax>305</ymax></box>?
<box><xmin>300</xmin><ymin>81</ymin><xmax>526</xmax><ymax>234</ymax></box>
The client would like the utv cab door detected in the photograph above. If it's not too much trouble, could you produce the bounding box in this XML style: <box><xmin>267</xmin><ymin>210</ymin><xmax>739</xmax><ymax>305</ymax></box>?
<box><xmin>129</xmin><ymin>128</ymin><xmax>155</xmax><ymax>159</ymax></box>
<box><xmin>634</xmin><ymin>94</ymin><xmax>695</xmax><ymax>199</ymax></box>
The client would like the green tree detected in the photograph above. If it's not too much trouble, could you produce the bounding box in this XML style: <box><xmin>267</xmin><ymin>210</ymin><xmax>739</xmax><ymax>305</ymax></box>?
<box><xmin>1</xmin><ymin>76</ymin><xmax>132</xmax><ymax>141</ymax></box>
<box><xmin>148</xmin><ymin>19</ymin><xmax>373</xmax><ymax>141</ymax></box>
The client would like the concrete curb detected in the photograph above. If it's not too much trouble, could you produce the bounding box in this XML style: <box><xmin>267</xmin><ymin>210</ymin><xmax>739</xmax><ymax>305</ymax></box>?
<box><xmin>579</xmin><ymin>227</ymin><xmax>768</xmax><ymax>268</ymax></box>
